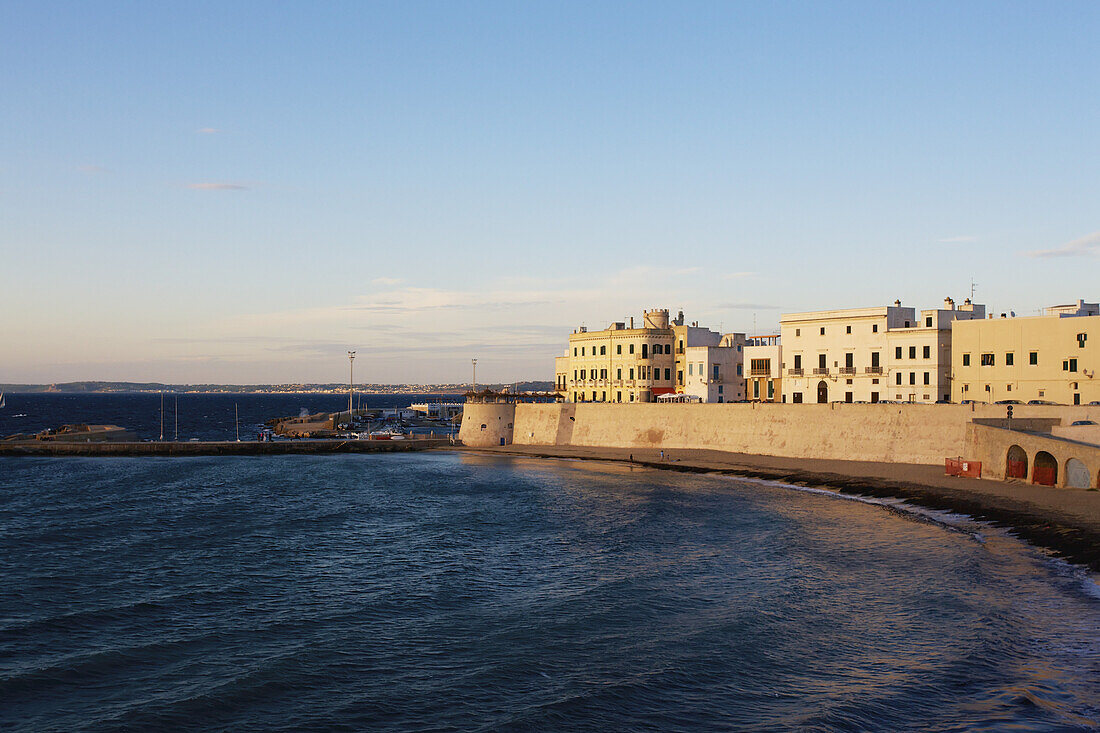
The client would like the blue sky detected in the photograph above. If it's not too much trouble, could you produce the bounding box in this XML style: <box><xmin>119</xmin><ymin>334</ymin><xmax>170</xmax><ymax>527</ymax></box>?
<box><xmin>2</xmin><ymin>1</ymin><xmax>1098</xmax><ymax>384</ymax></box>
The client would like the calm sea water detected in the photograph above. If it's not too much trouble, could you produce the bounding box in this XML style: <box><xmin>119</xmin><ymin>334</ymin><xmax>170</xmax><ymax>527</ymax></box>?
<box><xmin>1</xmin><ymin>452</ymin><xmax>1098</xmax><ymax>731</ymax></box>
<box><xmin>0</xmin><ymin>393</ymin><xmax>462</xmax><ymax>442</ymax></box>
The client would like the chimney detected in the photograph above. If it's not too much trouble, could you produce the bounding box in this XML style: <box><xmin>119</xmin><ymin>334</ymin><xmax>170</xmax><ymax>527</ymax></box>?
<box><xmin>630</xmin><ymin>316</ymin><xmax>634</xmax><ymax>329</ymax></box>
<box><xmin>894</xmin><ymin>299</ymin><xmax>901</xmax><ymax>307</ymax></box>
<box><xmin>944</xmin><ymin>297</ymin><xmax>955</xmax><ymax>310</ymax></box>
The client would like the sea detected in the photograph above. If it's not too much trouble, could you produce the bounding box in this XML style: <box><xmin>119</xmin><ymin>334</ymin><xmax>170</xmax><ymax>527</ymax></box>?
<box><xmin>0</xmin><ymin>392</ymin><xmax>463</xmax><ymax>442</ymax></box>
<box><xmin>2</xmin><ymin>397</ymin><xmax>1100</xmax><ymax>731</ymax></box>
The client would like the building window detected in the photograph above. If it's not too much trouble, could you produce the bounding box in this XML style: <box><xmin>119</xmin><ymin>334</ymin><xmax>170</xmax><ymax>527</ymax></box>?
<box><xmin>846</xmin><ymin>325</ymin><xmax>851</xmax><ymax>334</ymax></box>
<box><xmin>718</xmin><ymin>385</ymin><xmax>723</xmax><ymax>394</ymax></box>
<box><xmin>581</xmin><ymin>347</ymin><xmax>585</xmax><ymax>356</ymax></box>
<box><xmin>678</xmin><ymin>340</ymin><xmax>684</xmax><ymax>353</ymax></box>
<box><xmin>713</xmin><ymin>364</ymin><xmax>720</xmax><ymax>379</ymax></box>
<box><xmin>753</xmin><ymin>381</ymin><xmax>760</xmax><ymax>399</ymax></box>
<box><xmin>688</xmin><ymin>363</ymin><xmax>693</xmax><ymax>376</ymax></box>
<box><xmin>1005</xmin><ymin>352</ymin><xmax>1014</xmax><ymax>366</ymax></box>
<box><xmin>580</xmin><ymin>369</ymin><xmax>586</xmax><ymax>379</ymax></box>
<box><xmin>981</xmin><ymin>353</ymin><xmax>995</xmax><ymax>366</ymax></box>
<box><xmin>629</xmin><ymin>368</ymin><xmax>635</xmax><ymax>379</ymax></box>
<box><xmin>795</xmin><ymin>329</ymin><xmax>800</xmax><ymax>337</ymax></box>
<box><xmin>872</xmin><ymin>324</ymin><xmax>878</xmax><ymax>333</ymax></box>
<box><xmin>1078</xmin><ymin>333</ymin><xmax>1087</xmax><ymax>348</ymax></box>
<box><xmin>573</xmin><ymin>348</ymin><xmax>577</xmax><ymax>357</ymax></box>
<box><xmin>793</xmin><ymin>392</ymin><xmax>803</xmax><ymax>403</ymax></box>
<box><xmin>923</xmin><ymin>345</ymin><xmax>930</xmax><ymax>359</ymax></box>
<box><xmin>895</xmin><ymin>347</ymin><xmax>903</xmax><ymax>359</ymax></box>
<box><xmin>818</xmin><ymin>354</ymin><xmax>827</xmax><ymax>369</ymax></box>
<box><xmin>794</xmin><ymin>355</ymin><xmax>802</xmax><ymax>369</ymax></box>
<box><xmin>767</xmin><ymin>381</ymin><xmax>774</xmax><ymax>399</ymax></box>
<box><xmin>1029</xmin><ymin>351</ymin><xmax>1038</xmax><ymax>365</ymax></box>
<box><xmin>677</xmin><ymin>370</ymin><xmax>683</xmax><ymax>384</ymax></box>
<box><xmin>641</xmin><ymin>344</ymin><xmax>648</xmax><ymax>358</ymax></box>
<box><xmin>926</xmin><ymin>316</ymin><xmax>932</xmax><ymax>327</ymax></box>
<box><xmin>820</xmin><ymin>327</ymin><xmax>826</xmax><ymax>335</ymax></box>
<box><xmin>629</xmin><ymin>344</ymin><xmax>635</xmax><ymax>354</ymax></box>
<box><xmin>896</xmin><ymin>372</ymin><xmax>902</xmax><ymax>385</ymax></box>
<box><xmin>736</xmin><ymin>364</ymin><xmax>742</xmax><ymax>376</ymax></box>
<box><xmin>963</xmin><ymin>353</ymin><xmax>971</xmax><ymax>366</ymax></box>
<box><xmin>664</xmin><ymin>368</ymin><xmax>670</xmax><ymax>380</ymax></box>
<box><xmin>909</xmin><ymin>372</ymin><xmax>916</xmax><ymax>385</ymax></box>
<box><xmin>616</xmin><ymin>391</ymin><xmax>622</xmax><ymax>402</ymax></box>
<box><xmin>909</xmin><ymin>346</ymin><xmax>916</xmax><ymax>359</ymax></box>
<box><xmin>600</xmin><ymin>345</ymin><xmax>606</xmax><ymax>355</ymax></box>
<box><xmin>923</xmin><ymin>372</ymin><xmax>930</xmax><ymax>385</ymax></box>
<box><xmin>1064</xmin><ymin>358</ymin><xmax>1078</xmax><ymax>372</ymax></box>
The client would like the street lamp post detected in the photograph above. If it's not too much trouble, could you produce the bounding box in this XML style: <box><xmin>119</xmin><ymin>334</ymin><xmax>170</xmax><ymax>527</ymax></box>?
<box><xmin>348</xmin><ymin>351</ymin><xmax>356</xmax><ymax>420</ymax></box>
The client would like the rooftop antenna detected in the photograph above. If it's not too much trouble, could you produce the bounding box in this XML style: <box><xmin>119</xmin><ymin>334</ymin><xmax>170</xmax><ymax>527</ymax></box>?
<box><xmin>970</xmin><ymin>278</ymin><xmax>977</xmax><ymax>301</ymax></box>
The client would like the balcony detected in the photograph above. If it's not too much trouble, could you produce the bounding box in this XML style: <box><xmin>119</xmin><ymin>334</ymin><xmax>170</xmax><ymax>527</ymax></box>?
<box><xmin>749</xmin><ymin>369</ymin><xmax>770</xmax><ymax>377</ymax></box>
<box><xmin>838</xmin><ymin>367</ymin><xmax>857</xmax><ymax>376</ymax></box>
<box><xmin>864</xmin><ymin>366</ymin><xmax>883</xmax><ymax>375</ymax></box>
<box><xmin>812</xmin><ymin>368</ymin><xmax>830</xmax><ymax>376</ymax></box>
<box><xmin>787</xmin><ymin>368</ymin><xmax>804</xmax><ymax>376</ymax></box>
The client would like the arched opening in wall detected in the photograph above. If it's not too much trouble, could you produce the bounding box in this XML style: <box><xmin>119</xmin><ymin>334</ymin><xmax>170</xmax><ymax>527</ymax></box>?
<box><xmin>1065</xmin><ymin>458</ymin><xmax>1090</xmax><ymax>489</ymax></box>
<box><xmin>1033</xmin><ymin>451</ymin><xmax>1058</xmax><ymax>486</ymax></box>
<box><xmin>817</xmin><ymin>381</ymin><xmax>828</xmax><ymax>404</ymax></box>
<box><xmin>1006</xmin><ymin>445</ymin><xmax>1028</xmax><ymax>479</ymax></box>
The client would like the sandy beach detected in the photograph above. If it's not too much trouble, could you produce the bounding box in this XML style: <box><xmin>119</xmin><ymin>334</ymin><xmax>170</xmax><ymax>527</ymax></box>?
<box><xmin>454</xmin><ymin>444</ymin><xmax>1100</xmax><ymax>571</ymax></box>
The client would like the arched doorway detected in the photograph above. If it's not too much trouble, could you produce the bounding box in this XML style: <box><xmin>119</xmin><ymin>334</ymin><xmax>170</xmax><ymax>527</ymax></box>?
<box><xmin>1065</xmin><ymin>459</ymin><xmax>1090</xmax><ymax>489</ymax></box>
<box><xmin>1033</xmin><ymin>451</ymin><xmax>1058</xmax><ymax>486</ymax></box>
<box><xmin>817</xmin><ymin>381</ymin><xmax>828</xmax><ymax>404</ymax></box>
<box><xmin>1006</xmin><ymin>445</ymin><xmax>1028</xmax><ymax>479</ymax></box>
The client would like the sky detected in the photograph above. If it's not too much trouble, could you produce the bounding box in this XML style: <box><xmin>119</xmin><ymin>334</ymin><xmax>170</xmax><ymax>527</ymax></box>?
<box><xmin>2</xmin><ymin>1</ymin><xmax>1098</xmax><ymax>385</ymax></box>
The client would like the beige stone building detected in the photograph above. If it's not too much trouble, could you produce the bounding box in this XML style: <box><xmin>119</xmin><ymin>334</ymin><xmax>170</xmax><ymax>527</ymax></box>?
<box><xmin>556</xmin><ymin>308</ymin><xmax>745</xmax><ymax>403</ymax></box>
<box><xmin>780</xmin><ymin>298</ymin><xmax>985</xmax><ymax>404</ymax></box>
<box><xmin>744</xmin><ymin>335</ymin><xmax>781</xmax><ymax>402</ymax></box>
<box><xmin>951</xmin><ymin>300</ymin><xmax>1099</xmax><ymax>405</ymax></box>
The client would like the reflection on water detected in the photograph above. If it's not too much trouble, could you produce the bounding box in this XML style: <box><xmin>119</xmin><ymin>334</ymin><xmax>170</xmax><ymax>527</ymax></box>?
<box><xmin>1</xmin><ymin>452</ymin><xmax>1098</xmax><ymax>731</ymax></box>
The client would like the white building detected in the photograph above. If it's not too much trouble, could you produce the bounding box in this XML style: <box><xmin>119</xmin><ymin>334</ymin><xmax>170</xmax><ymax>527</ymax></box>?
<box><xmin>780</xmin><ymin>298</ymin><xmax>985</xmax><ymax>403</ymax></box>
<box><xmin>680</xmin><ymin>333</ymin><xmax>746</xmax><ymax>403</ymax></box>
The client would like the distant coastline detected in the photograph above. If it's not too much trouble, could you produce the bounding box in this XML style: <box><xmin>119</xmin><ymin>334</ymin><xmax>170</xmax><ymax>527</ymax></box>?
<box><xmin>0</xmin><ymin>380</ymin><xmax>552</xmax><ymax>395</ymax></box>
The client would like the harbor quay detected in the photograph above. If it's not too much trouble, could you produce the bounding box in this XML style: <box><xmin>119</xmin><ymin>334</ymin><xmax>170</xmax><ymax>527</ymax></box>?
<box><xmin>0</xmin><ymin>436</ymin><xmax>451</xmax><ymax>457</ymax></box>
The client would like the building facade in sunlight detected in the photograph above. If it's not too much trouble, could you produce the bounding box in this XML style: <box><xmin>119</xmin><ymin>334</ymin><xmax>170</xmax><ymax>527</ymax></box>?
<box><xmin>779</xmin><ymin>298</ymin><xmax>986</xmax><ymax>404</ymax></box>
<box><xmin>556</xmin><ymin>309</ymin><xmax>746</xmax><ymax>403</ymax></box>
<box><xmin>951</xmin><ymin>300</ymin><xmax>1099</xmax><ymax>405</ymax></box>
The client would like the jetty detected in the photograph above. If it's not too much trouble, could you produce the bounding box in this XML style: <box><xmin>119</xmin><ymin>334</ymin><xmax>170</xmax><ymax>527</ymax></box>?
<box><xmin>0</xmin><ymin>437</ymin><xmax>451</xmax><ymax>457</ymax></box>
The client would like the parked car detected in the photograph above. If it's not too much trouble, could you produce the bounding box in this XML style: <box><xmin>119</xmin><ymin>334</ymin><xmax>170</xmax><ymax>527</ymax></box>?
<box><xmin>1089</xmin><ymin>401</ymin><xmax>1100</xmax><ymax>406</ymax></box>
<box><xmin>994</xmin><ymin>399</ymin><xmax>1023</xmax><ymax>405</ymax></box>
<box><xmin>1027</xmin><ymin>399</ymin><xmax>1054</xmax><ymax>405</ymax></box>
<box><xmin>1071</xmin><ymin>420</ymin><xmax>1097</xmax><ymax>426</ymax></box>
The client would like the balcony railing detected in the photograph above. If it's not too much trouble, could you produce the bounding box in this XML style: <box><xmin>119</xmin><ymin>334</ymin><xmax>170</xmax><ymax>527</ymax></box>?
<box><xmin>812</xmin><ymin>368</ymin><xmax>830</xmax><ymax>376</ymax></box>
<box><xmin>838</xmin><ymin>367</ymin><xmax>856</xmax><ymax>375</ymax></box>
<box><xmin>749</xmin><ymin>369</ymin><xmax>770</xmax><ymax>377</ymax></box>
<box><xmin>864</xmin><ymin>366</ymin><xmax>883</xmax><ymax>374</ymax></box>
<box><xmin>787</xmin><ymin>368</ymin><xmax>804</xmax><ymax>376</ymax></box>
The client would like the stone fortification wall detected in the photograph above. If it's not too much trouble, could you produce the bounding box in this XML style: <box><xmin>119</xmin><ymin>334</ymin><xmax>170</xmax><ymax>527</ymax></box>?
<box><xmin>459</xmin><ymin>403</ymin><xmax>517</xmax><ymax>447</ymax></box>
<box><xmin>507</xmin><ymin>403</ymin><xmax>1099</xmax><ymax>465</ymax></box>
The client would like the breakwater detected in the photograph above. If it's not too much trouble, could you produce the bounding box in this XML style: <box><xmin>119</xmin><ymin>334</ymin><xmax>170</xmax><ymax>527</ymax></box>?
<box><xmin>0</xmin><ymin>438</ymin><xmax>451</xmax><ymax>457</ymax></box>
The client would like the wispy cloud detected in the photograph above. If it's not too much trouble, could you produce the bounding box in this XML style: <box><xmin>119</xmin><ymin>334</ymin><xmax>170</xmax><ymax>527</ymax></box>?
<box><xmin>722</xmin><ymin>271</ymin><xmax>757</xmax><ymax>280</ymax></box>
<box><xmin>372</xmin><ymin>277</ymin><xmax>403</xmax><ymax>286</ymax></box>
<box><xmin>1027</xmin><ymin>231</ymin><xmax>1100</xmax><ymax>258</ymax></box>
<box><xmin>716</xmin><ymin>302</ymin><xmax>781</xmax><ymax>310</ymax></box>
<box><xmin>938</xmin><ymin>235</ymin><xmax>977</xmax><ymax>243</ymax></box>
<box><xmin>197</xmin><ymin>127</ymin><xmax>221</xmax><ymax>134</ymax></box>
<box><xmin>187</xmin><ymin>182</ymin><xmax>248</xmax><ymax>191</ymax></box>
